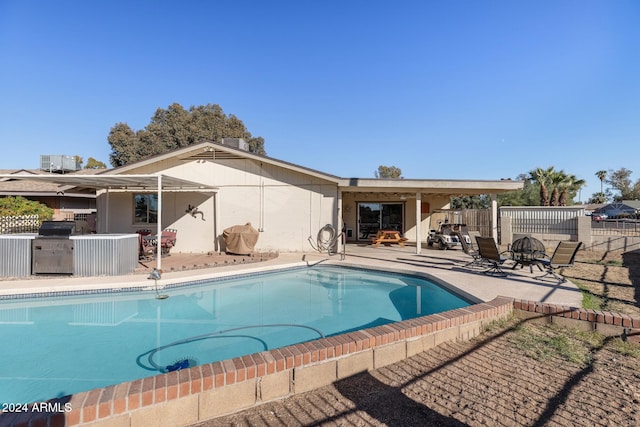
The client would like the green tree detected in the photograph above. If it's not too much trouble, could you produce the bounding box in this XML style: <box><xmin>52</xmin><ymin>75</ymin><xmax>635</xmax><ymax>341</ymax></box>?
<box><xmin>107</xmin><ymin>103</ymin><xmax>266</xmax><ymax>167</ymax></box>
<box><xmin>588</xmin><ymin>192</ymin><xmax>606</xmax><ymax>204</ymax></box>
<box><xmin>498</xmin><ymin>171</ymin><xmax>583</xmax><ymax>207</ymax></box>
<box><xmin>107</xmin><ymin>122</ymin><xmax>141</xmax><ymax>167</ymax></box>
<box><xmin>84</xmin><ymin>157</ymin><xmax>107</xmax><ymax>169</ymax></box>
<box><xmin>606</xmin><ymin>167</ymin><xmax>640</xmax><ymax>201</ymax></box>
<box><xmin>450</xmin><ymin>195</ymin><xmax>490</xmax><ymax>209</ymax></box>
<box><xmin>548</xmin><ymin>169</ymin><xmax>566</xmax><ymax>206</ymax></box>
<box><xmin>0</xmin><ymin>196</ymin><xmax>53</xmax><ymax>220</ymax></box>
<box><xmin>529</xmin><ymin>167</ymin><xmax>555</xmax><ymax>206</ymax></box>
<box><xmin>558</xmin><ymin>174</ymin><xmax>585</xmax><ymax>206</ymax></box>
<box><xmin>375</xmin><ymin>165</ymin><xmax>402</xmax><ymax>178</ymax></box>
<box><xmin>497</xmin><ymin>175</ymin><xmax>534</xmax><ymax>206</ymax></box>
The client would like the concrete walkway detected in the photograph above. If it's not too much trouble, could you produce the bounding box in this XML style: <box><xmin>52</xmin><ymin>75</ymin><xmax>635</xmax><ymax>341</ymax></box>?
<box><xmin>0</xmin><ymin>243</ymin><xmax>583</xmax><ymax>307</ymax></box>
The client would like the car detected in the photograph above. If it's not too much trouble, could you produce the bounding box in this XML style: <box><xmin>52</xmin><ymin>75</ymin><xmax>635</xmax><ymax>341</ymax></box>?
<box><xmin>592</xmin><ymin>214</ymin><xmax>607</xmax><ymax>222</ymax></box>
<box><xmin>427</xmin><ymin>222</ymin><xmax>471</xmax><ymax>250</ymax></box>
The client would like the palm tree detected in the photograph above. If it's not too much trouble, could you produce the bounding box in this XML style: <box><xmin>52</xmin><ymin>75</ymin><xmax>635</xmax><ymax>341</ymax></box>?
<box><xmin>549</xmin><ymin>169</ymin><xmax>567</xmax><ymax>206</ymax></box>
<box><xmin>558</xmin><ymin>174</ymin><xmax>586</xmax><ymax>206</ymax></box>
<box><xmin>529</xmin><ymin>167</ymin><xmax>555</xmax><ymax>206</ymax></box>
<box><xmin>595</xmin><ymin>170</ymin><xmax>607</xmax><ymax>194</ymax></box>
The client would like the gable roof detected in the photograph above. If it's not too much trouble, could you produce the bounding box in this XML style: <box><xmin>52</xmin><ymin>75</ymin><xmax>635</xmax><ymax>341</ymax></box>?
<box><xmin>1</xmin><ymin>141</ymin><xmax>524</xmax><ymax>197</ymax></box>
<box><xmin>622</xmin><ymin>200</ymin><xmax>640</xmax><ymax>209</ymax></box>
<box><xmin>107</xmin><ymin>141</ymin><xmax>342</xmax><ymax>184</ymax></box>
<box><xmin>597</xmin><ymin>202</ymin><xmax>638</xmax><ymax>213</ymax></box>
<box><xmin>106</xmin><ymin>141</ymin><xmax>523</xmax><ymax>195</ymax></box>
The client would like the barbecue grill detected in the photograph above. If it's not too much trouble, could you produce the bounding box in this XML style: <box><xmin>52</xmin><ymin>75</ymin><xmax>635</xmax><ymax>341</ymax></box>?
<box><xmin>32</xmin><ymin>221</ymin><xmax>76</xmax><ymax>274</ymax></box>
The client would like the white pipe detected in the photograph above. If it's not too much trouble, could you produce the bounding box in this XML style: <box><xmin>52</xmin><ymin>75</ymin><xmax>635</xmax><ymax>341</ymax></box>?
<box><xmin>214</xmin><ymin>191</ymin><xmax>220</xmax><ymax>252</ymax></box>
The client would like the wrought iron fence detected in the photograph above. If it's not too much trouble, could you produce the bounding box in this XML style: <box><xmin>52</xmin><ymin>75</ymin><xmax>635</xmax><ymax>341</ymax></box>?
<box><xmin>591</xmin><ymin>219</ymin><xmax>640</xmax><ymax>236</ymax></box>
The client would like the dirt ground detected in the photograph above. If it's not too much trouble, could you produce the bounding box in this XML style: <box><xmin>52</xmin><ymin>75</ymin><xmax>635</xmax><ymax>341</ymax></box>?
<box><xmin>191</xmin><ymin>248</ymin><xmax>640</xmax><ymax>427</ymax></box>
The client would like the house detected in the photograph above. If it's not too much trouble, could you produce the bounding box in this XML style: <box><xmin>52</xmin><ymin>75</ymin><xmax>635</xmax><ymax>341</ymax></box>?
<box><xmin>1</xmin><ymin>141</ymin><xmax>523</xmax><ymax>254</ymax></box>
<box><xmin>622</xmin><ymin>200</ymin><xmax>640</xmax><ymax>211</ymax></box>
<box><xmin>596</xmin><ymin>202</ymin><xmax>638</xmax><ymax>218</ymax></box>
<box><xmin>0</xmin><ymin>168</ymin><xmax>97</xmax><ymax>221</ymax></box>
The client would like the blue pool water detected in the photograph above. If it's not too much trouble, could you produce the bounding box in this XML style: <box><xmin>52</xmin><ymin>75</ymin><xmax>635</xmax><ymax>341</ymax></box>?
<box><xmin>0</xmin><ymin>266</ymin><xmax>471</xmax><ymax>404</ymax></box>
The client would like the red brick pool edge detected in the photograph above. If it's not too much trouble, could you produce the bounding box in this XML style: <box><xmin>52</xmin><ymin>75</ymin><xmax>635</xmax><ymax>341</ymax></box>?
<box><xmin>2</xmin><ymin>297</ymin><xmax>639</xmax><ymax>427</ymax></box>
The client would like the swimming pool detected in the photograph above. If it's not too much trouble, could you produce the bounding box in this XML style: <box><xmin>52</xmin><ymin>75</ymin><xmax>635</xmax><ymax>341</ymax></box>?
<box><xmin>0</xmin><ymin>265</ymin><xmax>471</xmax><ymax>404</ymax></box>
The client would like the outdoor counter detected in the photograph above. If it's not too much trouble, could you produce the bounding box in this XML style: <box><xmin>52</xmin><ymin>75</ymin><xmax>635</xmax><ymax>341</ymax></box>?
<box><xmin>0</xmin><ymin>234</ymin><xmax>138</xmax><ymax>278</ymax></box>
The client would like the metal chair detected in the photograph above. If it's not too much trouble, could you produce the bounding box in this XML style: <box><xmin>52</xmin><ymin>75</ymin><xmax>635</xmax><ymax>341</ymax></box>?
<box><xmin>536</xmin><ymin>241</ymin><xmax>582</xmax><ymax>282</ymax></box>
<box><xmin>456</xmin><ymin>229</ymin><xmax>484</xmax><ymax>268</ymax></box>
<box><xmin>475</xmin><ymin>236</ymin><xmax>511</xmax><ymax>276</ymax></box>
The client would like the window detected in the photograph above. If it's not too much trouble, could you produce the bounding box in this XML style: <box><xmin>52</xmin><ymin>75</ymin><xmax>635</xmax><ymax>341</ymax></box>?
<box><xmin>134</xmin><ymin>194</ymin><xmax>158</xmax><ymax>224</ymax></box>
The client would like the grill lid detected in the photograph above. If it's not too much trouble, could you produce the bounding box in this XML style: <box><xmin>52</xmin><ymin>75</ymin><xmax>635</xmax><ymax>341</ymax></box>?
<box><xmin>38</xmin><ymin>221</ymin><xmax>76</xmax><ymax>237</ymax></box>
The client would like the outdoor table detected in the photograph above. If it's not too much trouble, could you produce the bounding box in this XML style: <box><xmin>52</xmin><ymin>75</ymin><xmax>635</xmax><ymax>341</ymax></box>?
<box><xmin>372</xmin><ymin>230</ymin><xmax>408</xmax><ymax>247</ymax></box>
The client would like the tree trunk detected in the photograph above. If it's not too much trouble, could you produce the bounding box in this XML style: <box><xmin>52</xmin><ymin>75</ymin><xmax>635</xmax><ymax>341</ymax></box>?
<box><xmin>540</xmin><ymin>185</ymin><xmax>549</xmax><ymax>206</ymax></box>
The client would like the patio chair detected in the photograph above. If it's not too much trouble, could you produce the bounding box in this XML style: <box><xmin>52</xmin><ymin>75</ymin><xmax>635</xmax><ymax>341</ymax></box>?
<box><xmin>455</xmin><ymin>229</ymin><xmax>484</xmax><ymax>268</ymax></box>
<box><xmin>475</xmin><ymin>236</ymin><xmax>511</xmax><ymax>276</ymax></box>
<box><xmin>138</xmin><ymin>233</ymin><xmax>156</xmax><ymax>260</ymax></box>
<box><xmin>160</xmin><ymin>228</ymin><xmax>177</xmax><ymax>255</ymax></box>
<box><xmin>536</xmin><ymin>241</ymin><xmax>582</xmax><ymax>282</ymax></box>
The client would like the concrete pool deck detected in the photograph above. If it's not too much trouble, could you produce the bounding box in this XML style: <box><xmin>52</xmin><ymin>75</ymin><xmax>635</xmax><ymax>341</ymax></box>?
<box><xmin>0</xmin><ymin>243</ymin><xmax>583</xmax><ymax>307</ymax></box>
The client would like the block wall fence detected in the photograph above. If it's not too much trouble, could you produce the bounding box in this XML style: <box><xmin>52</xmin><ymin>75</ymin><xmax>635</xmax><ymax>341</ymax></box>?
<box><xmin>2</xmin><ymin>297</ymin><xmax>638</xmax><ymax>427</ymax></box>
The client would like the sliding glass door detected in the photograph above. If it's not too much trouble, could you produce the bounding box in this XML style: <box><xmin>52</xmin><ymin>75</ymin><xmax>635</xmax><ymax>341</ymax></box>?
<box><xmin>357</xmin><ymin>203</ymin><xmax>404</xmax><ymax>239</ymax></box>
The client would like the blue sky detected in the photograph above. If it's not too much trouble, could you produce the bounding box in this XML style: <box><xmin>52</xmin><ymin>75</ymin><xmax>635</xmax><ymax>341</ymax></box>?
<box><xmin>1</xmin><ymin>1</ymin><xmax>638</xmax><ymax>202</ymax></box>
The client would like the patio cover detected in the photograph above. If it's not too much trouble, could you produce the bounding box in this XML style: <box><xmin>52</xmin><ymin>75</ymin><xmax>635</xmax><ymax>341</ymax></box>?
<box><xmin>0</xmin><ymin>173</ymin><xmax>217</xmax><ymax>269</ymax></box>
<box><xmin>0</xmin><ymin>173</ymin><xmax>214</xmax><ymax>192</ymax></box>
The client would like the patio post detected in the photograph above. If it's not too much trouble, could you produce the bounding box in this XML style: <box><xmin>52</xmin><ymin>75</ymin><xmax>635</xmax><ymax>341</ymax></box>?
<box><xmin>415</xmin><ymin>192</ymin><xmax>422</xmax><ymax>254</ymax></box>
<box><xmin>337</xmin><ymin>189</ymin><xmax>343</xmax><ymax>254</ymax></box>
<box><xmin>491</xmin><ymin>193</ymin><xmax>498</xmax><ymax>242</ymax></box>
<box><xmin>156</xmin><ymin>175</ymin><xmax>162</xmax><ymax>270</ymax></box>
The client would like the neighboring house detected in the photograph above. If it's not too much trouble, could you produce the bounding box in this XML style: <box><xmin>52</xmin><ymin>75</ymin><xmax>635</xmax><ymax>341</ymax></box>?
<box><xmin>622</xmin><ymin>200</ymin><xmax>640</xmax><ymax>211</ymax></box>
<box><xmin>0</xmin><ymin>168</ymin><xmax>97</xmax><ymax>220</ymax></box>
<box><xmin>2</xmin><ymin>141</ymin><xmax>523</xmax><ymax>253</ymax></box>
<box><xmin>582</xmin><ymin>203</ymin><xmax>605</xmax><ymax>216</ymax></box>
<box><xmin>596</xmin><ymin>202</ymin><xmax>638</xmax><ymax>218</ymax></box>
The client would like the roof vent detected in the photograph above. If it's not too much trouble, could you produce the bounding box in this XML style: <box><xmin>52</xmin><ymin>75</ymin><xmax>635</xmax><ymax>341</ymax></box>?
<box><xmin>221</xmin><ymin>138</ymin><xmax>248</xmax><ymax>151</ymax></box>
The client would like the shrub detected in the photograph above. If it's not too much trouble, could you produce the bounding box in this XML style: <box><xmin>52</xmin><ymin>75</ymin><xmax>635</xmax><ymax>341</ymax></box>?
<box><xmin>0</xmin><ymin>196</ymin><xmax>54</xmax><ymax>221</ymax></box>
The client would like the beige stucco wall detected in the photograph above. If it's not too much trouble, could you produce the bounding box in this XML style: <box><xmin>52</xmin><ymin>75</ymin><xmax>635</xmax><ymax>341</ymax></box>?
<box><xmin>96</xmin><ymin>158</ymin><xmax>339</xmax><ymax>253</ymax></box>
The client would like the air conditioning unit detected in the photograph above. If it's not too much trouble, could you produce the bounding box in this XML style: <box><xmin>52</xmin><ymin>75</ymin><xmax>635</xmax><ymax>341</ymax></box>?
<box><xmin>40</xmin><ymin>155</ymin><xmax>81</xmax><ymax>173</ymax></box>
<box><xmin>221</xmin><ymin>138</ymin><xmax>248</xmax><ymax>151</ymax></box>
